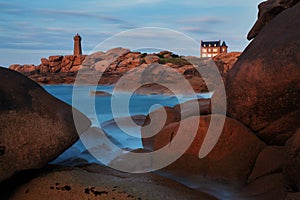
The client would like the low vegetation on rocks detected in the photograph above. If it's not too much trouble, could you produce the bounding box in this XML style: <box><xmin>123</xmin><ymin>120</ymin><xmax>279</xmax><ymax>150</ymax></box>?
<box><xmin>8</xmin><ymin>49</ymin><xmax>240</xmax><ymax>93</ymax></box>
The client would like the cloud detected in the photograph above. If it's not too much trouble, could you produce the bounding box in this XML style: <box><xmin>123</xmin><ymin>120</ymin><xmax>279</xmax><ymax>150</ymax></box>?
<box><xmin>0</xmin><ymin>4</ymin><xmax>135</xmax><ymax>51</ymax></box>
<box><xmin>0</xmin><ymin>2</ymin><xmax>17</xmax><ymax>9</ymax></box>
<box><xmin>179</xmin><ymin>16</ymin><xmax>224</xmax><ymax>25</ymax></box>
<box><xmin>0</xmin><ymin>20</ymin><xmax>114</xmax><ymax>52</ymax></box>
<box><xmin>84</xmin><ymin>0</ymin><xmax>168</xmax><ymax>10</ymax></box>
<box><xmin>0</xmin><ymin>2</ymin><xmax>23</xmax><ymax>14</ymax></box>
<box><xmin>90</xmin><ymin>27</ymin><xmax>200</xmax><ymax>56</ymax></box>
<box><xmin>37</xmin><ymin>9</ymin><xmax>131</xmax><ymax>25</ymax></box>
<box><xmin>173</xmin><ymin>0</ymin><xmax>259</xmax><ymax>7</ymax></box>
<box><xmin>180</xmin><ymin>27</ymin><xmax>217</xmax><ymax>35</ymax></box>
<box><xmin>176</xmin><ymin>16</ymin><xmax>225</xmax><ymax>36</ymax></box>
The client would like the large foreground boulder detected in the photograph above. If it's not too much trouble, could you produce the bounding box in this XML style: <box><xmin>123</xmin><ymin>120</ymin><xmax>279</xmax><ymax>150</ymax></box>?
<box><xmin>0</xmin><ymin>67</ymin><xmax>91</xmax><ymax>182</ymax></box>
<box><xmin>140</xmin><ymin>115</ymin><xmax>266</xmax><ymax>195</ymax></box>
<box><xmin>159</xmin><ymin>116</ymin><xmax>265</xmax><ymax>184</ymax></box>
<box><xmin>8</xmin><ymin>164</ymin><xmax>216</xmax><ymax>200</ymax></box>
<box><xmin>224</xmin><ymin>3</ymin><xmax>300</xmax><ymax>145</ymax></box>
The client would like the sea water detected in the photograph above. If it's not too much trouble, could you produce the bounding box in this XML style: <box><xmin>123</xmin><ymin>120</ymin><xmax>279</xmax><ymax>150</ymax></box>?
<box><xmin>43</xmin><ymin>85</ymin><xmax>211</xmax><ymax>165</ymax></box>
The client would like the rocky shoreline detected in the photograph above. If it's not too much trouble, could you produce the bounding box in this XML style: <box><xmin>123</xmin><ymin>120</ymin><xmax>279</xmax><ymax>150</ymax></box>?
<box><xmin>8</xmin><ymin>49</ymin><xmax>241</xmax><ymax>94</ymax></box>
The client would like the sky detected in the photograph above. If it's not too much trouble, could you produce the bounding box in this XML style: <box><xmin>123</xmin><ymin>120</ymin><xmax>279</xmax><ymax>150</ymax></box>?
<box><xmin>0</xmin><ymin>0</ymin><xmax>262</xmax><ymax>67</ymax></box>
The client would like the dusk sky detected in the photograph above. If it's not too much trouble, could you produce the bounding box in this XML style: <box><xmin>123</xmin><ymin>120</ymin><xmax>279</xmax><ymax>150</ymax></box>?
<box><xmin>0</xmin><ymin>0</ymin><xmax>262</xmax><ymax>67</ymax></box>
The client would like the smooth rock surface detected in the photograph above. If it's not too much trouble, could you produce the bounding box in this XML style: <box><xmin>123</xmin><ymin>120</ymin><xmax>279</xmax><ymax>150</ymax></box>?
<box><xmin>9</xmin><ymin>164</ymin><xmax>216</xmax><ymax>200</ymax></box>
<box><xmin>224</xmin><ymin>3</ymin><xmax>300</xmax><ymax>145</ymax></box>
<box><xmin>248</xmin><ymin>146</ymin><xmax>285</xmax><ymax>183</ymax></box>
<box><xmin>0</xmin><ymin>67</ymin><xmax>91</xmax><ymax>182</ymax></box>
<box><xmin>248</xmin><ymin>0</ymin><xmax>299</xmax><ymax>40</ymax></box>
<box><xmin>234</xmin><ymin>173</ymin><xmax>286</xmax><ymax>200</ymax></box>
<box><xmin>142</xmin><ymin>115</ymin><xmax>266</xmax><ymax>189</ymax></box>
<box><xmin>142</xmin><ymin>106</ymin><xmax>180</xmax><ymax>150</ymax></box>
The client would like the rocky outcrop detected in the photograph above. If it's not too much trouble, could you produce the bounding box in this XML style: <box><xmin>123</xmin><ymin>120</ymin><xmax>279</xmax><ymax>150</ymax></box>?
<box><xmin>9</xmin><ymin>48</ymin><xmax>240</xmax><ymax>93</ymax></box>
<box><xmin>10</xmin><ymin>55</ymin><xmax>86</xmax><ymax>75</ymax></box>
<box><xmin>283</xmin><ymin>129</ymin><xmax>300</xmax><ymax>192</ymax></box>
<box><xmin>174</xmin><ymin>98</ymin><xmax>211</xmax><ymax>117</ymax></box>
<box><xmin>8</xmin><ymin>164</ymin><xmax>216</xmax><ymax>200</ymax></box>
<box><xmin>49</xmin><ymin>55</ymin><xmax>63</xmax><ymax>72</ymax></box>
<box><xmin>247</xmin><ymin>0</ymin><xmax>300</xmax><ymax>40</ymax></box>
<box><xmin>0</xmin><ymin>67</ymin><xmax>91</xmax><ymax>183</ymax></box>
<box><xmin>140</xmin><ymin>114</ymin><xmax>296</xmax><ymax>199</ymax></box>
<box><xmin>89</xmin><ymin>90</ymin><xmax>112</xmax><ymax>96</ymax></box>
<box><xmin>141</xmin><ymin>98</ymin><xmax>211</xmax><ymax>149</ymax></box>
<box><xmin>85</xmin><ymin>49</ymin><xmax>234</xmax><ymax>94</ymax></box>
<box><xmin>248</xmin><ymin>146</ymin><xmax>285</xmax><ymax>183</ymax></box>
<box><xmin>212</xmin><ymin>52</ymin><xmax>241</xmax><ymax>76</ymax></box>
<box><xmin>148</xmin><ymin>116</ymin><xmax>265</xmax><ymax>185</ymax></box>
<box><xmin>195</xmin><ymin>2</ymin><xmax>300</xmax><ymax>197</ymax></box>
<box><xmin>9</xmin><ymin>64</ymin><xmax>37</xmax><ymax>73</ymax></box>
<box><xmin>141</xmin><ymin>106</ymin><xmax>180</xmax><ymax>150</ymax></box>
<box><xmin>42</xmin><ymin>54</ymin><xmax>87</xmax><ymax>73</ymax></box>
<box><xmin>127</xmin><ymin>115</ymin><xmax>267</xmax><ymax>199</ymax></box>
<box><xmin>223</xmin><ymin>3</ymin><xmax>300</xmax><ymax>145</ymax></box>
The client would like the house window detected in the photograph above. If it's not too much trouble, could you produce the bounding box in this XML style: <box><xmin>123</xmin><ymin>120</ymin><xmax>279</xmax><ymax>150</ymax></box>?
<box><xmin>222</xmin><ymin>48</ymin><xmax>226</xmax><ymax>52</ymax></box>
<box><xmin>208</xmin><ymin>49</ymin><xmax>211</xmax><ymax>52</ymax></box>
<box><xmin>213</xmin><ymin>48</ymin><xmax>218</xmax><ymax>52</ymax></box>
<box><xmin>202</xmin><ymin>49</ymin><xmax>207</xmax><ymax>52</ymax></box>
<box><xmin>204</xmin><ymin>44</ymin><xmax>206</xmax><ymax>47</ymax></box>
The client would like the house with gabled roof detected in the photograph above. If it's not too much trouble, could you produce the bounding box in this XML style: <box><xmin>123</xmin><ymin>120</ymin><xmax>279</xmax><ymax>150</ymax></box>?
<box><xmin>200</xmin><ymin>40</ymin><xmax>228</xmax><ymax>58</ymax></box>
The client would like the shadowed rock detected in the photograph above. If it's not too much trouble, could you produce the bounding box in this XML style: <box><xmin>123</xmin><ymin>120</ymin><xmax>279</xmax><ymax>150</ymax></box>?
<box><xmin>247</xmin><ymin>0</ymin><xmax>299</xmax><ymax>40</ymax></box>
<box><xmin>0</xmin><ymin>67</ymin><xmax>91</xmax><ymax>183</ymax></box>
<box><xmin>283</xmin><ymin>129</ymin><xmax>300</xmax><ymax>192</ymax></box>
<box><xmin>223</xmin><ymin>3</ymin><xmax>300</xmax><ymax>145</ymax></box>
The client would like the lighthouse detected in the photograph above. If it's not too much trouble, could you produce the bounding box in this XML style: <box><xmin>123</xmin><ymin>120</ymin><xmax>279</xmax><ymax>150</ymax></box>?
<box><xmin>73</xmin><ymin>33</ymin><xmax>82</xmax><ymax>55</ymax></box>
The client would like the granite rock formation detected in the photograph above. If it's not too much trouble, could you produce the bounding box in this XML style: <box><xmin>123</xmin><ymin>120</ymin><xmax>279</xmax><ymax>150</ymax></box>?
<box><xmin>224</xmin><ymin>2</ymin><xmax>300</xmax><ymax>145</ymax></box>
<box><xmin>142</xmin><ymin>115</ymin><xmax>266</xmax><ymax>187</ymax></box>
<box><xmin>212</xmin><ymin>52</ymin><xmax>241</xmax><ymax>76</ymax></box>
<box><xmin>138</xmin><ymin>1</ymin><xmax>300</xmax><ymax>198</ymax></box>
<box><xmin>9</xmin><ymin>48</ymin><xmax>240</xmax><ymax>94</ymax></box>
<box><xmin>0</xmin><ymin>67</ymin><xmax>91</xmax><ymax>182</ymax></box>
<box><xmin>8</xmin><ymin>164</ymin><xmax>216</xmax><ymax>200</ymax></box>
<box><xmin>283</xmin><ymin>129</ymin><xmax>300</xmax><ymax>192</ymax></box>
<box><xmin>247</xmin><ymin>0</ymin><xmax>300</xmax><ymax>40</ymax></box>
<box><xmin>4</xmin><ymin>1</ymin><xmax>300</xmax><ymax>199</ymax></box>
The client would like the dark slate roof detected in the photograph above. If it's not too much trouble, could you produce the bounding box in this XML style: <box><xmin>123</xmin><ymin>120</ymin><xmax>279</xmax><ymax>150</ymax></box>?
<box><xmin>201</xmin><ymin>40</ymin><xmax>228</xmax><ymax>47</ymax></box>
<box><xmin>201</xmin><ymin>40</ymin><xmax>220</xmax><ymax>47</ymax></box>
<box><xmin>221</xmin><ymin>41</ymin><xmax>228</xmax><ymax>47</ymax></box>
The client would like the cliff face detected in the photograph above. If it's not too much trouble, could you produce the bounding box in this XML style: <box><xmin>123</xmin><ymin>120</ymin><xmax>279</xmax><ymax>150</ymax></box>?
<box><xmin>8</xmin><ymin>48</ymin><xmax>240</xmax><ymax>93</ymax></box>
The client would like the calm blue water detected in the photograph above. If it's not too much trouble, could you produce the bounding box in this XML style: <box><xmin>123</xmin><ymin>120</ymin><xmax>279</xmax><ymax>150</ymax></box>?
<box><xmin>43</xmin><ymin>85</ymin><xmax>211</xmax><ymax>165</ymax></box>
<box><xmin>44</xmin><ymin>85</ymin><xmax>210</xmax><ymax>125</ymax></box>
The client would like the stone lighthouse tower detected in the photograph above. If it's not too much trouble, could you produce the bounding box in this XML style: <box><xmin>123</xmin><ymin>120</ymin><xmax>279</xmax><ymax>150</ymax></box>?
<box><xmin>73</xmin><ymin>33</ymin><xmax>82</xmax><ymax>55</ymax></box>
